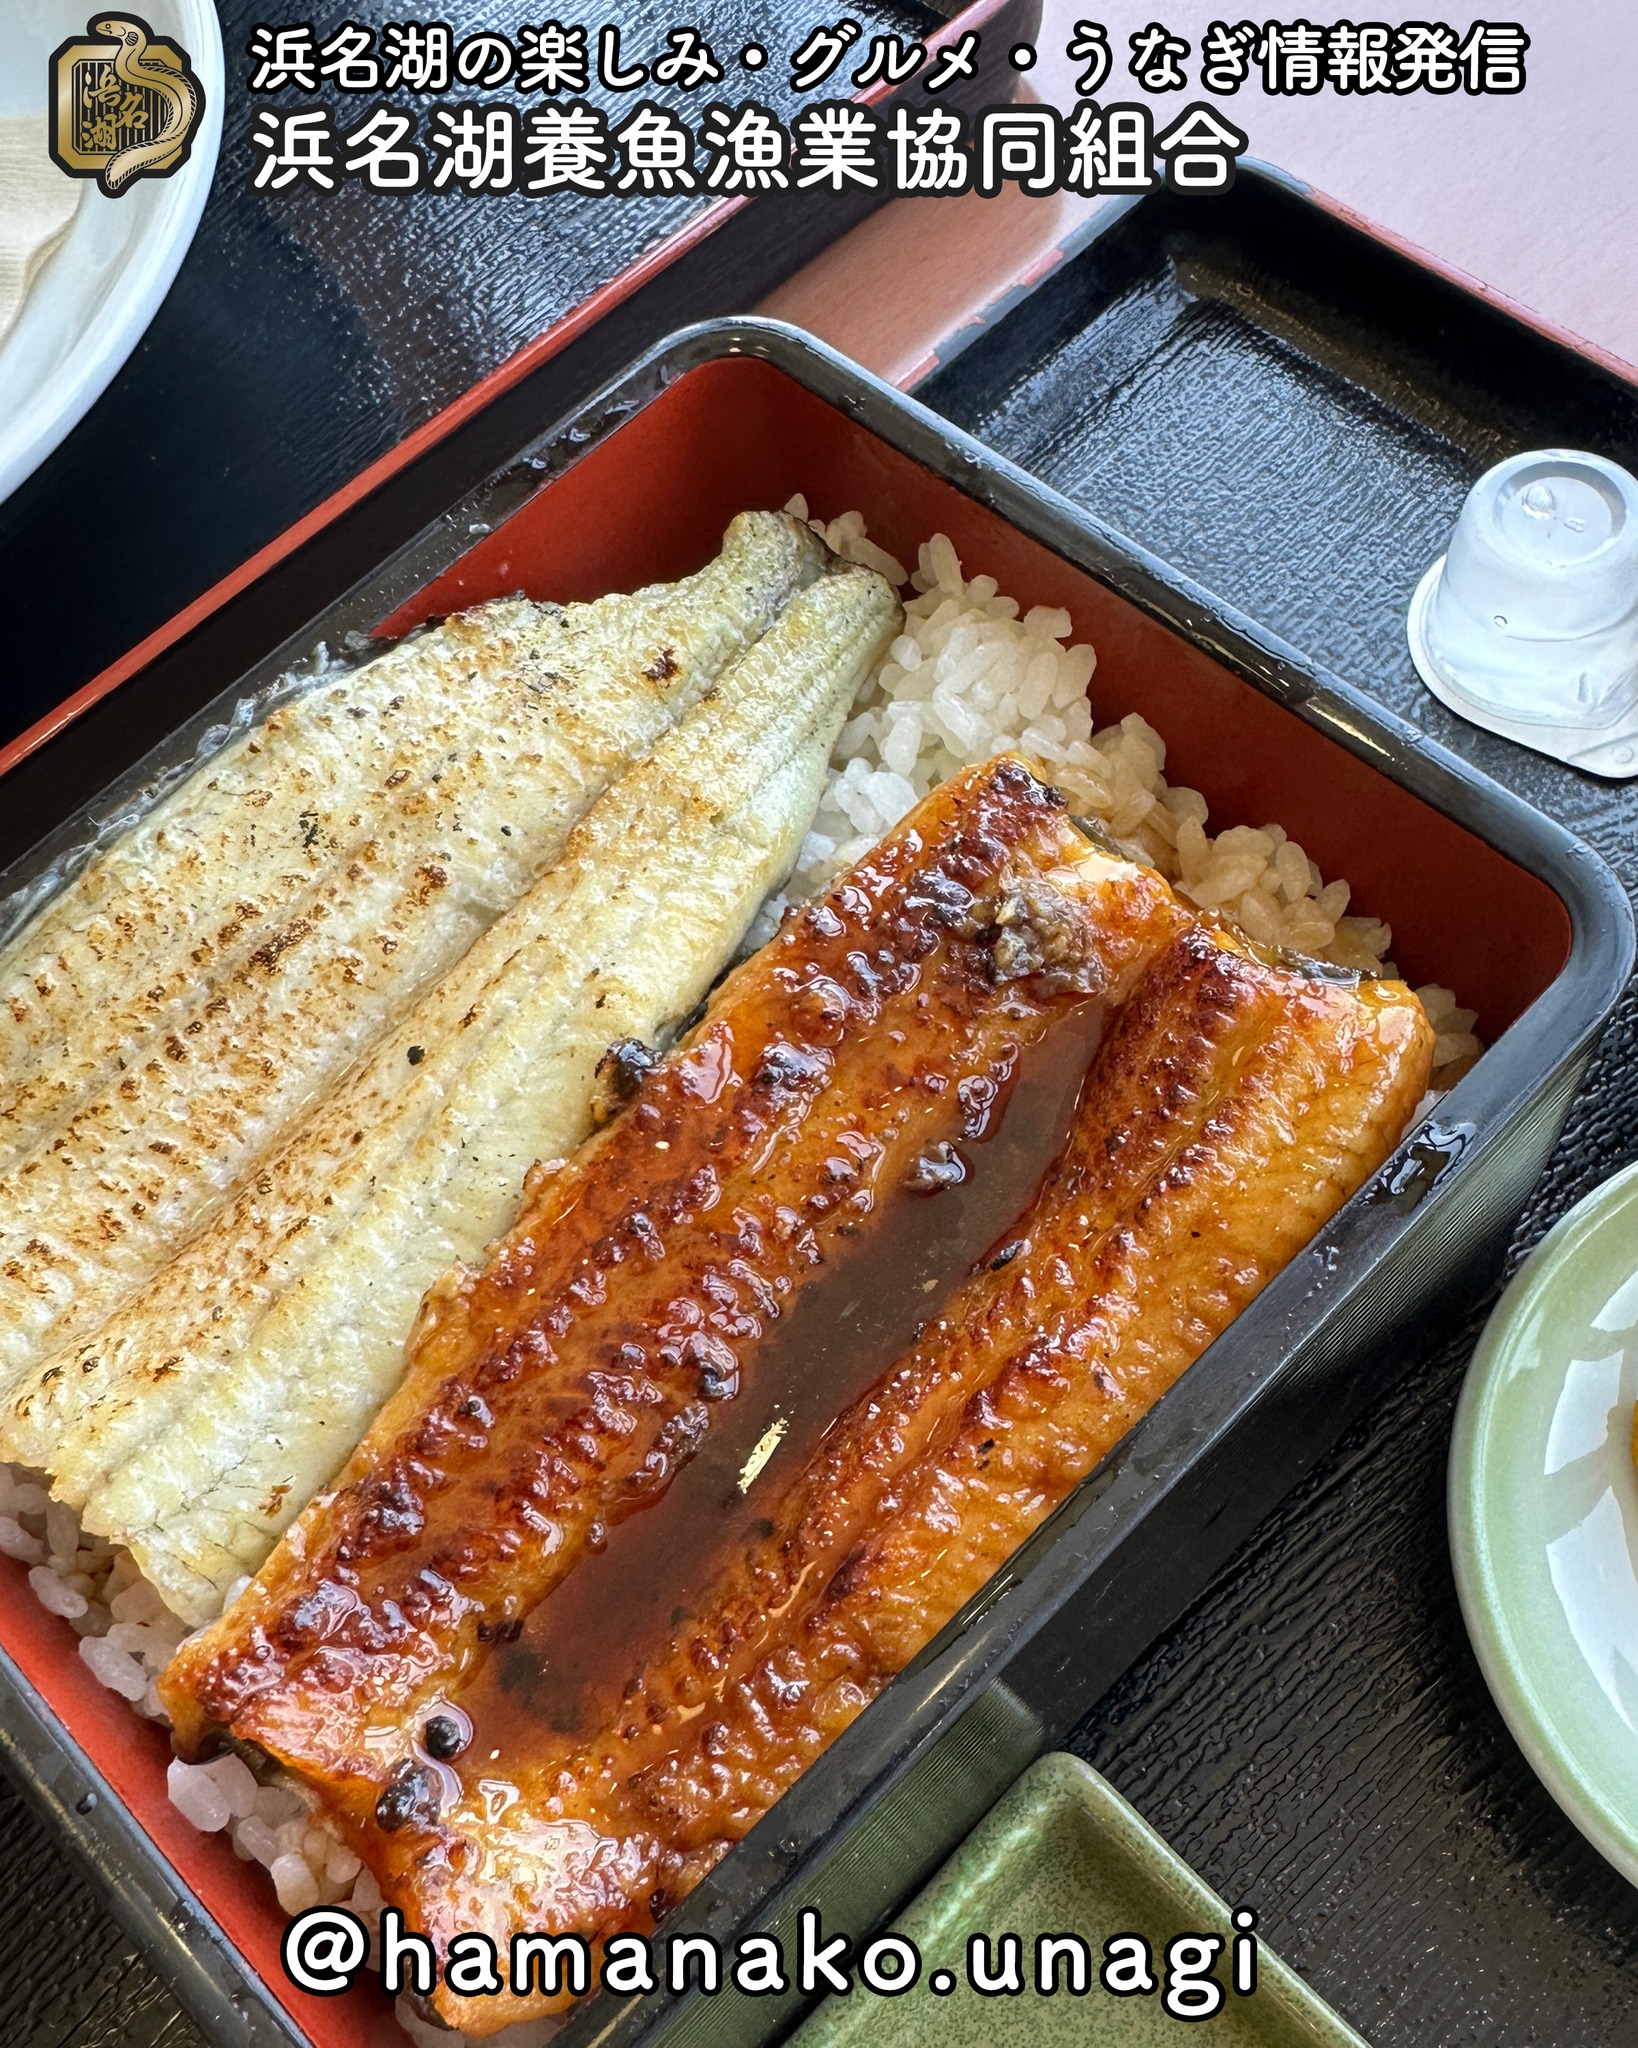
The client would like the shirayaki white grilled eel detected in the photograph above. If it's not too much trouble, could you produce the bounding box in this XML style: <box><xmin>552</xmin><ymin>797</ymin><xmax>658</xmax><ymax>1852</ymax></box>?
<box><xmin>0</xmin><ymin>511</ymin><xmax>828</xmax><ymax>1398</ymax></box>
<box><xmin>165</xmin><ymin>761</ymin><xmax>1432</xmax><ymax>2038</ymax></box>
<box><xmin>7</xmin><ymin>549</ymin><xmax>901</xmax><ymax>1623</ymax></box>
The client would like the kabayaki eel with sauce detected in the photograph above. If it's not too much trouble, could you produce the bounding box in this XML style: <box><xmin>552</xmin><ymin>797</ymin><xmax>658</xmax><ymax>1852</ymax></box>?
<box><xmin>164</xmin><ymin>755</ymin><xmax>1434</xmax><ymax>2034</ymax></box>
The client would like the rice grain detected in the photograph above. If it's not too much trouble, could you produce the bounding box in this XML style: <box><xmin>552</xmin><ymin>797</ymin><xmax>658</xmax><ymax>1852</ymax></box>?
<box><xmin>784</xmin><ymin>499</ymin><xmax>1483</xmax><ymax>1086</ymax></box>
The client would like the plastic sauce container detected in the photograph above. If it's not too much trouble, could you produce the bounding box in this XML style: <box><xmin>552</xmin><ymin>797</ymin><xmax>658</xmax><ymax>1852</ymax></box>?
<box><xmin>1408</xmin><ymin>449</ymin><xmax>1638</xmax><ymax>776</ymax></box>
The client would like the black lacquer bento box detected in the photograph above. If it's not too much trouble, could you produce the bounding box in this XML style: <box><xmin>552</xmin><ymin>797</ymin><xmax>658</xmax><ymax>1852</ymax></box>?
<box><xmin>0</xmin><ymin>314</ymin><xmax>1626</xmax><ymax>2048</ymax></box>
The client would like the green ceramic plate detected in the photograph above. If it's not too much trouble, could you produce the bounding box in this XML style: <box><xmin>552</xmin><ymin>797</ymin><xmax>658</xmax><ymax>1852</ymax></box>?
<box><xmin>790</xmin><ymin>1752</ymin><xmax>1367</xmax><ymax>2046</ymax></box>
<box><xmin>1450</xmin><ymin>1158</ymin><xmax>1638</xmax><ymax>1884</ymax></box>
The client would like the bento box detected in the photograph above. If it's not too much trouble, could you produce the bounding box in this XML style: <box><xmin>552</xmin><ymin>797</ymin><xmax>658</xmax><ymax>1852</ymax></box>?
<box><xmin>0</xmin><ymin>319</ymin><xmax>1626</xmax><ymax>2048</ymax></box>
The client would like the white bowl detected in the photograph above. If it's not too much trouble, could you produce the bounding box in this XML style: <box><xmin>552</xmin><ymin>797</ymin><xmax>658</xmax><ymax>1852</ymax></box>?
<box><xmin>0</xmin><ymin>0</ymin><xmax>224</xmax><ymax>504</ymax></box>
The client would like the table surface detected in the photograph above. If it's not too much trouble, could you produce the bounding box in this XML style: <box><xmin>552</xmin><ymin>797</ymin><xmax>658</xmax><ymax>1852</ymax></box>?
<box><xmin>4</xmin><ymin>4</ymin><xmax>1638</xmax><ymax>2044</ymax></box>
<box><xmin>766</xmin><ymin>0</ymin><xmax>1638</xmax><ymax>388</ymax></box>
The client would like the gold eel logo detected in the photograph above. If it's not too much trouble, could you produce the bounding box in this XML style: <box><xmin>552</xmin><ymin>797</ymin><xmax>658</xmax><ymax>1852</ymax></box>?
<box><xmin>49</xmin><ymin>13</ymin><xmax>205</xmax><ymax>196</ymax></box>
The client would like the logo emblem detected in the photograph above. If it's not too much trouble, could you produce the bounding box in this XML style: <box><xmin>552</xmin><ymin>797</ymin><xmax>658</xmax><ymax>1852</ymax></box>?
<box><xmin>49</xmin><ymin>13</ymin><xmax>205</xmax><ymax>196</ymax></box>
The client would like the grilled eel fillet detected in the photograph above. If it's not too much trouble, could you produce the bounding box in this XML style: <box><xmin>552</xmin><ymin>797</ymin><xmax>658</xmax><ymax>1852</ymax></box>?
<box><xmin>11</xmin><ymin>557</ymin><xmax>899</xmax><ymax>1623</ymax></box>
<box><xmin>578</xmin><ymin>932</ymin><xmax>1432</xmax><ymax>1857</ymax></box>
<box><xmin>464</xmin><ymin>929</ymin><xmax>1426</xmax><ymax>2042</ymax></box>
<box><xmin>472</xmin><ymin>929</ymin><xmax>1429</xmax><ymax>2028</ymax></box>
<box><xmin>164</xmin><ymin>790</ymin><xmax>1431</xmax><ymax>2039</ymax></box>
<box><xmin>162</xmin><ymin>758</ymin><xmax>1189</xmax><ymax>1764</ymax></box>
<box><xmin>0</xmin><ymin>511</ymin><xmax>826</xmax><ymax>1397</ymax></box>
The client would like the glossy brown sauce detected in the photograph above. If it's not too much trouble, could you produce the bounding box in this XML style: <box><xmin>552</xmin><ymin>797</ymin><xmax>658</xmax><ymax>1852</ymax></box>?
<box><xmin>447</xmin><ymin>995</ymin><xmax>1109</xmax><ymax>1754</ymax></box>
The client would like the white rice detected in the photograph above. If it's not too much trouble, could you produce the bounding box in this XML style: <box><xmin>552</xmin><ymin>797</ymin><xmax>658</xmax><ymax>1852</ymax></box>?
<box><xmin>9</xmin><ymin>509</ymin><xmax>1483</xmax><ymax>2044</ymax></box>
<box><xmin>782</xmin><ymin>498</ymin><xmax>1482</xmax><ymax>1085</ymax></box>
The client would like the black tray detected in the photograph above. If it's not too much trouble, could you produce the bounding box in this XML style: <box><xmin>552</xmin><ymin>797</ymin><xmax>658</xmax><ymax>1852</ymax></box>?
<box><xmin>914</xmin><ymin>166</ymin><xmax>1638</xmax><ymax>2048</ymax></box>
<box><xmin>0</xmin><ymin>292</ymin><xmax>1626</xmax><ymax>2047</ymax></box>
<box><xmin>918</xmin><ymin>163</ymin><xmax>1638</xmax><ymax>716</ymax></box>
<box><xmin>2</xmin><ymin>171</ymin><xmax>1636</xmax><ymax>2048</ymax></box>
